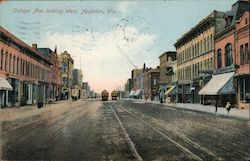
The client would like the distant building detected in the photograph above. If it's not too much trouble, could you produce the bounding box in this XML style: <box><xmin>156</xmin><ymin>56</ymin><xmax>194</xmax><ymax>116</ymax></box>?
<box><xmin>143</xmin><ymin>67</ymin><xmax>160</xmax><ymax>101</ymax></box>
<box><xmin>72</xmin><ymin>68</ymin><xmax>83</xmax><ymax>98</ymax></box>
<box><xmin>59</xmin><ymin>51</ymin><xmax>74</xmax><ymax>99</ymax></box>
<box><xmin>82</xmin><ymin>82</ymin><xmax>90</xmax><ymax>98</ymax></box>
<box><xmin>131</xmin><ymin>69</ymin><xmax>142</xmax><ymax>89</ymax></box>
<box><xmin>158</xmin><ymin>51</ymin><xmax>176</xmax><ymax>102</ymax></box>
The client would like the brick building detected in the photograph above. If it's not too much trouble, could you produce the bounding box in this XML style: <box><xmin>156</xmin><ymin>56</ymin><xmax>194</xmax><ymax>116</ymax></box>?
<box><xmin>143</xmin><ymin>67</ymin><xmax>160</xmax><ymax>101</ymax></box>
<box><xmin>200</xmin><ymin>0</ymin><xmax>249</xmax><ymax>108</ymax></box>
<box><xmin>174</xmin><ymin>11</ymin><xmax>225</xmax><ymax>103</ymax></box>
<box><xmin>235</xmin><ymin>10</ymin><xmax>249</xmax><ymax>108</ymax></box>
<box><xmin>37</xmin><ymin>46</ymin><xmax>61</xmax><ymax>101</ymax></box>
<box><xmin>158</xmin><ymin>51</ymin><xmax>176</xmax><ymax>89</ymax></box>
<box><xmin>0</xmin><ymin>26</ymin><xmax>52</xmax><ymax>107</ymax></box>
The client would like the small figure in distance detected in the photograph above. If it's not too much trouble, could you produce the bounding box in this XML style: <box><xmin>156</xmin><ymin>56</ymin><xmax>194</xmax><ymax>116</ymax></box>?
<box><xmin>226</xmin><ymin>102</ymin><xmax>231</xmax><ymax>114</ymax></box>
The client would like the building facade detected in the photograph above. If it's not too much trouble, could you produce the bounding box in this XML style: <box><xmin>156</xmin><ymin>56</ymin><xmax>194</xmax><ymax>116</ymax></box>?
<box><xmin>235</xmin><ymin>11</ymin><xmax>250</xmax><ymax>109</ymax></box>
<box><xmin>72</xmin><ymin>68</ymin><xmax>83</xmax><ymax>99</ymax></box>
<box><xmin>37</xmin><ymin>46</ymin><xmax>61</xmax><ymax>101</ymax></box>
<box><xmin>201</xmin><ymin>0</ymin><xmax>250</xmax><ymax>108</ymax></box>
<box><xmin>174</xmin><ymin>11</ymin><xmax>225</xmax><ymax>103</ymax></box>
<box><xmin>143</xmin><ymin>67</ymin><xmax>160</xmax><ymax>101</ymax></box>
<box><xmin>59</xmin><ymin>51</ymin><xmax>74</xmax><ymax>99</ymax></box>
<box><xmin>0</xmin><ymin>26</ymin><xmax>52</xmax><ymax>107</ymax></box>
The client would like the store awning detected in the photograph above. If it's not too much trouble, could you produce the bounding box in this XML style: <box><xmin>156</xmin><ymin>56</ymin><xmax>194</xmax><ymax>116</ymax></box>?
<box><xmin>0</xmin><ymin>77</ymin><xmax>13</xmax><ymax>91</ymax></box>
<box><xmin>134</xmin><ymin>89</ymin><xmax>141</xmax><ymax>96</ymax></box>
<box><xmin>199</xmin><ymin>72</ymin><xmax>234</xmax><ymax>95</ymax></box>
<box><xmin>165</xmin><ymin>86</ymin><xmax>176</xmax><ymax>95</ymax></box>
<box><xmin>218</xmin><ymin>77</ymin><xmax>236</xmax><ymax>94</ymax></box>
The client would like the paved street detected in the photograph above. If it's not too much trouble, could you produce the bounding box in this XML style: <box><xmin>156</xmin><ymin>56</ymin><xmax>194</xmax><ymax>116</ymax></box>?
<box><xmin>1</xmin><ymin>100</ymin><xmax>250</xmax><ymax>161</ymax></box>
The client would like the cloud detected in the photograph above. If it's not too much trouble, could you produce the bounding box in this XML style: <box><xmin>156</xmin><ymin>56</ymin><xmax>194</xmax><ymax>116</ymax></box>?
<box><xmin>40</xmin><ymin>26</ymin><xmax>156</xmax><ymax>93</ymax></box>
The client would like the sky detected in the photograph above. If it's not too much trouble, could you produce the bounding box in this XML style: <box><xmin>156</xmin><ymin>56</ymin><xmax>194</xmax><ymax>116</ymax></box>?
<box><xmin>0</xmin><ymin>0</ymin><xmax>236</xmax><ymax>93</ymax></box>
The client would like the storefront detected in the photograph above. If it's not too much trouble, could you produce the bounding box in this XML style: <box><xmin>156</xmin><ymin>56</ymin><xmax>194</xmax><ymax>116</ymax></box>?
<box><xmin>199</xmin><ymin>72</ymin><xmax>236</xmax><ymax>107</ymax></box>
<box><xmin>236</xmin><ymin>74</ymin><xmax>250</xmax><ymax>109</ymax></box>
<box><xmin>0</xmin><ymin>77</ymin><xmax>13</xmax><ymax>108</ymax></box>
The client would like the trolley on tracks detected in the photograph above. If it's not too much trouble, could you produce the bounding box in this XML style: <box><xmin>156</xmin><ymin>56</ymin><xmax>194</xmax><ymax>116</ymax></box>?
<box><xmin>101</xmin><ymin>90</ymin><xmax>109</xmax><ymax>101</ymax></box>
<box><xmin>111</xmin><ymin>90</ymin><xmax>118</xmax><ymax>100</ymax></box>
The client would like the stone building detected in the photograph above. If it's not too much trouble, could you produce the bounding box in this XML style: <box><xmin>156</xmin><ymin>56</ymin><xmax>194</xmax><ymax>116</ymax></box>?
<box><xmin>174</xmin><ymin>11</ymin><xmax>225</xmax><ymax>103</ymax></box>
<box><xmin>59</xmin><ymin>51</ymin><xmax>74</xmax><ymax>99</ymax></box>
<box><xmin>143</xmin><ymin>67</ymin><xmax>160</xmax><ymax>101</ymax></box>
<box><xmin>0</xmin><ymin>26</ymin><xmax>52</xmax><ymax>107</ymax></box>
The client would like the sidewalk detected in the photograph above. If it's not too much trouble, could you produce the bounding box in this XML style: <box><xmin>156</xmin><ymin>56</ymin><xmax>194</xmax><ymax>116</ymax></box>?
<box><xmin>0</xmin><ymin>99</ymin><xmax>73</xmax><ymax>121</ymax></box>
<box><xmin>127</xmin><ymin>98</ymin><xmax>250</xmax><ymax>120</ymax></box>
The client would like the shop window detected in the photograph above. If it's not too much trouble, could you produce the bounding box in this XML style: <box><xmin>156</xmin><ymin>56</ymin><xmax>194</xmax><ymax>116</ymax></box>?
<box><xmin>225</xmin><ymin>43</ymin><xmax>233</xmax><ymax>66</ymax></box>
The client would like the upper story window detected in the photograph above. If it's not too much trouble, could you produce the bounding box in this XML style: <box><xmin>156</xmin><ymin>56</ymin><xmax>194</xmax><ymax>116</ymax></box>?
<box><xmin>225</xmin><ymin>43</ymin><xmax>233</xmax><ymax>66</ymax></box>
<box><xmin>62</xmin><ymin>63</ymin><xmax>68</xmax><ymax>72</ymax></box>
<box><xmin>217</xmin><ymin>49</ymin><xmax>222</xmax><ymax>68</ymax></box>
<box><xmin>240</xmin><ymin>45</ymin><xmax>244</xmax><ymax>65</ymax></box>
<box><xmin>245</xmin><ymin>43</ymin><xmax>249</xmax><ymax>64</ymax></box>
<box><xmin>245</xmin><ymin>18</ymin><xmax>248</xmax><ymax>25</ymax></box>
<box><xmin>5</xmin><ymin>52</ymin><xmax>8</xmax><ymax>72</ymax></box>
<box><xmin>0</xmin><ymin>49</ymin><xmax>3</xmax><ymax>70</ymax></box>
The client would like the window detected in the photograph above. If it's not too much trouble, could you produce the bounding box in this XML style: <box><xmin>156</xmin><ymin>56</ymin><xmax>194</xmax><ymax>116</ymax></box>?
<box><xmin>5</xmin><ymin>52</ymin><xmax>8</xmax><ymax>72</ymax></box>
<box><xmin>13</xmin><ymin>56</ymin><xmax>16</xmax><ymax>74</ymax></box>
<box><xmin>17</xmin><ymin>57</ymin><xmax>19</xmax><ymax>75</ymax></box>
<box><xmin>211</xmin><ymin>58</ymin><xmax>213</xmax><ymax>69</ymax></box>
<box><xmin>245</xmin><ymin>18</ymin><xmax>248</xmax><ymax>25</ymax></box>
<box><xmin>0</xmin><ymin>49</ymin><xmax>3</xmax><ymax>70</ymax></box>
<box><xmin>240</xmin><ymin>45</ymin><xmax>244</xmax><ymax>65</ymax></box>
<box><xmin>201</xmin><ymin>40</ymin><xmax>203</xmax><ymax>54</ymax></box>
<box><xmin>225</xmin><ymin>43</ymin><xmax>233</xmax><ymax>66</ymax></box>
<box><xmin>153</xmin><ymin>78</ymin><xmax>156</xmax><ymax>85</ymax></box>
<box><xmin>197</xmin><ymin>42</ymin><xmax>200</xmax><ymax>55</ymax></box>
<box><xmin>62</xmin><ymin>63</ymin><xmax>68</xmax><ymax>72</ymax></box>
<box><xmin>9</xmin><ymin>54</ymin><xmax>12</xmax><ymax>73</ymax></box>
<box><xmin>245</xmin><ymin>43</ymin><xmax>248</xmax><ymax>64</ymax></box>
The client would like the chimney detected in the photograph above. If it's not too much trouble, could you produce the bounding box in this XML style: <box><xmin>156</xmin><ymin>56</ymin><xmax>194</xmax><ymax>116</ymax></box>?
<box><xmin>32</xmin><ymin>44</ymin><xmax>37</xmax><ymax>50</ymax></box>
<box><xmin>54</xmin><ymin>45</ymin><xmax>57</xmax><ymax>53</ymax></box>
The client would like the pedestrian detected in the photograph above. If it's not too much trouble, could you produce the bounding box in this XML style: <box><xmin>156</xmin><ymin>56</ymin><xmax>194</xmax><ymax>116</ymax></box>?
<box><xmin>226</xmin><ymin>102</ymin><xmax>231</xmax><ymax>114</ymax></box>
<box><xmin>160</xmin><ymin>89</ymin><xmax>164</xmax><ymax>105</ymax></box>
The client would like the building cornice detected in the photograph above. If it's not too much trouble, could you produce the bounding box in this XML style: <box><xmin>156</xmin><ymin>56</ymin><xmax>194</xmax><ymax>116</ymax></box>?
<box><xmin>174</xmin><ymin>11</ymin><xmax>223</xmax><ymax>48</ymax></box>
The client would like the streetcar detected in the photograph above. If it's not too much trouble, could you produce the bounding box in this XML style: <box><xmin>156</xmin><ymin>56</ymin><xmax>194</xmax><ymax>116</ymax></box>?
<box><xmin>101</xmin><ymin>90</ymin><xmax>109</xmax><ymax>101</ymax></box>
<box><xmin>111</xmin><ymin>90</ymin><xmax>118</xmax><ymax>100</ymax></box>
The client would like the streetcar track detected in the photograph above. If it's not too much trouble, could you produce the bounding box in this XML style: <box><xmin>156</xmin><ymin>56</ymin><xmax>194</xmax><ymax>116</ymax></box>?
<box><xmin>120</xmin><ymin>106</ymin><xmax>203</xmax><ymax>161</ymax></box>
<box><xmin>120</xmin><ymin>101</ymin><xmax>250</xmax><ymax>160</ymax></box>
<box><xmin>104</xmin><ymin>103</ymin><xmax>143</xmax><ymax>161</ymax></box>
<box><xmin>109</xmin><ymin>101</ymin><xmax>203</xmax><ymax>161</ymax></box>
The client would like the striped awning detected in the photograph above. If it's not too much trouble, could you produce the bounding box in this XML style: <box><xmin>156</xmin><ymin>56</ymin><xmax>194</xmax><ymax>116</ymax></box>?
<box><xmin>165</xmin><ymin>86</ymin><xmax>176</xmax><ymax>95</ymax></box>
<box><xmin>0</xmin><ymin>77</ymin><xmax>13</xmax><ymax>91</ymax></box>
